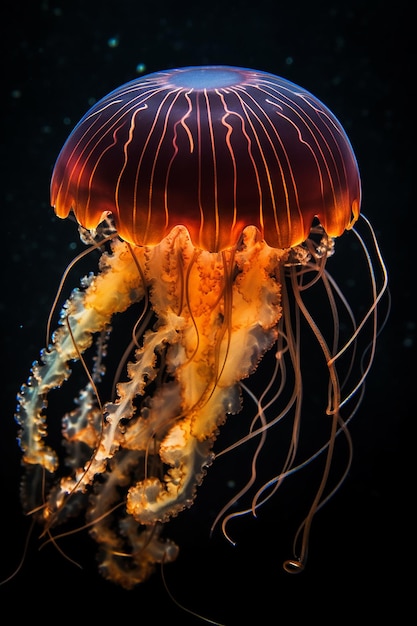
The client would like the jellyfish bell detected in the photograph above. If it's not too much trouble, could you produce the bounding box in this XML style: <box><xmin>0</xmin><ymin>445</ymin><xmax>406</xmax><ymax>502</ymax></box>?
<box><xmin>14</xmin><ymin>66</ymin><xmax>387</xmax><ymax>591</ymax></box>
<box><xmin>50</xmin><ymin>65</ymin><xmax>360</xmax><ymax>251</ymax></box>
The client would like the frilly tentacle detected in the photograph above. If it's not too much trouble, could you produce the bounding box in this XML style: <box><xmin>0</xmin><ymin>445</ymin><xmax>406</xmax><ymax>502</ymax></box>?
<box><xmin>16</xmin><ymin>225</ymin><xmax>287</xmax><ymax>587</ymax></box>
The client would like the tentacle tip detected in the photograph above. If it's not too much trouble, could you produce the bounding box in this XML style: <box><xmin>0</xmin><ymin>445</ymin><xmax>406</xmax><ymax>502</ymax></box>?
<box><xmin>222</xmin><ymin>532</ymin><xmax>237</xmax><ymax>548</ymax></box>
<box><xmin>282</xmin><ymin>558</ymin><xmax>305</xmax><ymax>574</ymax></box>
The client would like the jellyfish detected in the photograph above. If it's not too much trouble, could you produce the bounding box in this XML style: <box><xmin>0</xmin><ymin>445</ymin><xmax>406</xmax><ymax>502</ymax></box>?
<box><xmin>15</xmin><ymin>66</ymin><xmax>387</xmax><ymax>589</ymax></box>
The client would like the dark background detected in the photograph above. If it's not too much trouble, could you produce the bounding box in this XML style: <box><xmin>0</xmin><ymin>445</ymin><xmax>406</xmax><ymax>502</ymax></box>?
<box><xmin>1</xmin><ymin>1</ymin><xmax>412</xmax><ymax>623</ymax></box>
